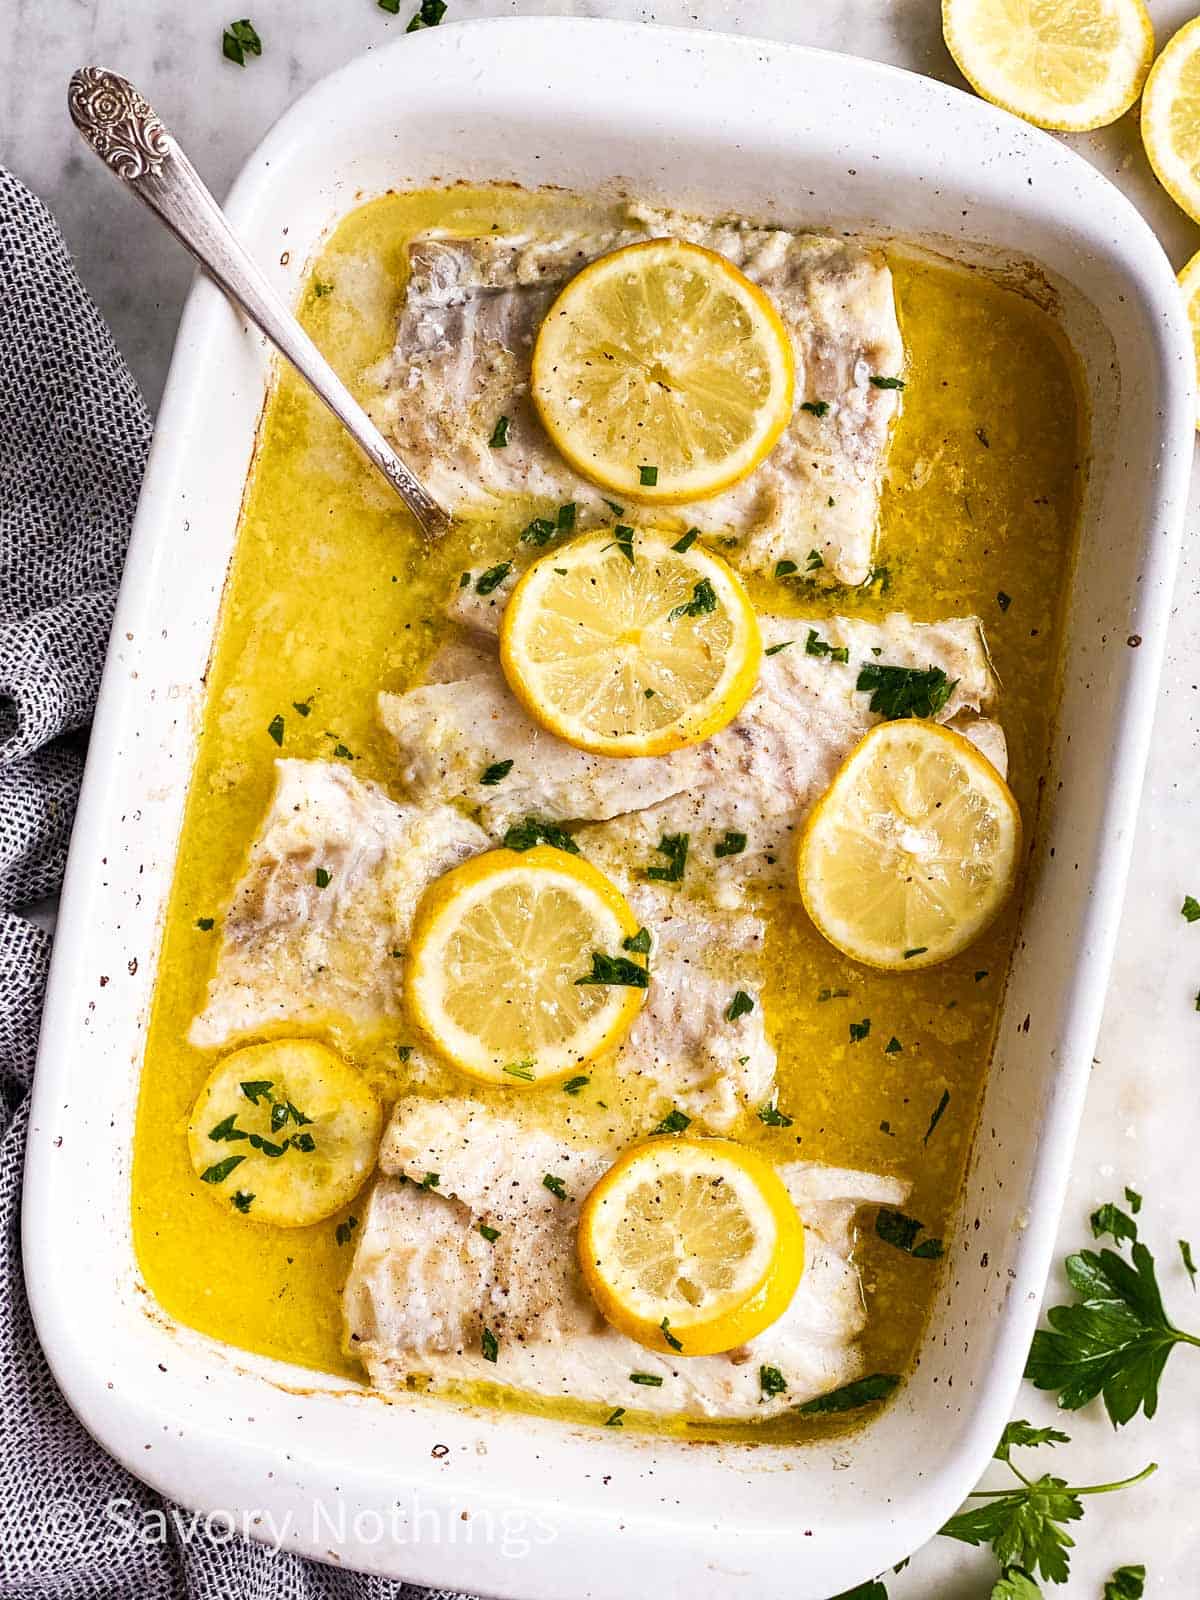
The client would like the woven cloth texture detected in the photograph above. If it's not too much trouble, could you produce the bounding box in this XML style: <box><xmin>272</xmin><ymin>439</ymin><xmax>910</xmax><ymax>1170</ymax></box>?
<box><xmin>0</xmin><ymin>167</ymin><xmax>470</xmax><ymax>1600</ymax></box>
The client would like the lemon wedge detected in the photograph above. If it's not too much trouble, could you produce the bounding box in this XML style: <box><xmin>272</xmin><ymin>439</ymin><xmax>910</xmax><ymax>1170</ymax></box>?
<box><xmin>1143</xmin><ymin>18</ymin><xmax>1200</xmax><ymax>224</ymax></box>
<box><xmin>578</xmin><ymin>1137</ymin><xmax>805</xmax><ymax>1357</ymax></box>
<box><xmin>798</xmin><ymin>720</ymin><xmax>1021</xmax><ymax>971</ymax></box>
<box><xmin>499</xmin><ymin>527</ymin><xmax>761</xmax><ymax>758</ymax></box>
<box><xmin>1178</xmin><ymin>250</ymin><xmax>1200</xmax><ymax>427</ymax></box>
<box><xmin>406</xmin><ymin>845</ymin><xmax>646</xmax><ymax>1087</ymax></box>
<box><xmin>187</xmin><ymin>1039</ymin><xmax>382</xmax><ymax>1226</ymax></box>
<box><xmin>531</xmin><ymin>238</ymin><xmax>795</xmax><ymax>504</ymax></box>
<box><xmin>943</xmin><ymin>0</ymin><xmax>1153</xmax><ymax>132</ymax></box>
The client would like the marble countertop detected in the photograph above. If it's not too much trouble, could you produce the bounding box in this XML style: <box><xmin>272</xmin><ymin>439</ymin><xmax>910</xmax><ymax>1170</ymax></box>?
<box><xmin>4</xmin><ymin>2</ymin><xmax>1200</xmax><ymax>1594</ymax></box>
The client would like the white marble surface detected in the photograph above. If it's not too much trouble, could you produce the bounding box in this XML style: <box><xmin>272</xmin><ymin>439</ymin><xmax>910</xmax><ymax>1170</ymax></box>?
<box><xmin>4</xmin><ymin>2</ymin><xmax>1200</xmax><ymax>1594</ymax></box>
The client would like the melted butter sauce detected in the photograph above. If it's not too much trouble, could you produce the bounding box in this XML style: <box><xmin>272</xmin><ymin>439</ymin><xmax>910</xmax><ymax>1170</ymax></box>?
<box><xmin>131</xmin><ymin>187</ymin><xmax>1083</xmax><ymax>1441</ymax></box>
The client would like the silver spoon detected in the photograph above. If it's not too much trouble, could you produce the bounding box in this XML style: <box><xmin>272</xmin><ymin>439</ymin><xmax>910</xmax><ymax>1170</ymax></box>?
<box><xmin>67</xmin><ymin>66</ymin><xmax>450</xmax><ymax>538</ymax></box>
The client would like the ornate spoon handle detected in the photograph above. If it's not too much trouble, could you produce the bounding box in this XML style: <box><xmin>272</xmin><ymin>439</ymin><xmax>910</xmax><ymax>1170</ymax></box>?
<box><xmin>68</xmin><ymin>67</ymin><xmax>449</xmax><ymax>538</ymax></box>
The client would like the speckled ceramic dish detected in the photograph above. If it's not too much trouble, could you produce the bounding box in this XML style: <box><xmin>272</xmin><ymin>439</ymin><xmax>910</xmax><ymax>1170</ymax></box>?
<box><xmin>23</xmin><ymin>18</ymin><xmax>1193</xmax><ymax>1597</ymax></box>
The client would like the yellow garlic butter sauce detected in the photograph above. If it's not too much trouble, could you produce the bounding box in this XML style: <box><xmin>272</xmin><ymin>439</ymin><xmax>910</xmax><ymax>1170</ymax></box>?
<box><xmin>131</xmin><ymin>187</ymin><xmax>1083</xmax><ymax>1440</ymax></box>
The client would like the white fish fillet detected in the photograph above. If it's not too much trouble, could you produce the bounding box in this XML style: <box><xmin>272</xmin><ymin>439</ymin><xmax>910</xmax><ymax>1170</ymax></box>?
<box><xmin>344</xmin><ymin>1097</ymin><xmax>909</xmax><ymax>1417</ymax></box>
<box><xmin>379</xmin><ymin>612</ymin><xmax>1007</xmax><ymax>876</ymax></box>
<box><xmin>370</xmin><ymin>204</ymin><xmax>904</xmax><ymax>585</ymax></box>
<box><xmin>189</xmin><ymin>760</ymin><xmax>488</xmax><ymax>1047</ymax></box>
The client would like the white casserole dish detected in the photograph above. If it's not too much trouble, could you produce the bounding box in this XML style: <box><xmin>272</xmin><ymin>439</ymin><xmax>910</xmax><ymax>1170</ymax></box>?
<box><xmin>22</xmin><ymin>18</ymin><xmax>1193</xmax><ymax>1597</ymax></box>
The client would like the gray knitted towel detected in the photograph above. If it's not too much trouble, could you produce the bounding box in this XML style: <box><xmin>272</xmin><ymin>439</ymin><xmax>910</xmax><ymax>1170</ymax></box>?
<box><xmin>0</xmin><ymin>168</ymin><xmax>467</xmax><ymax>1600</ymax></box>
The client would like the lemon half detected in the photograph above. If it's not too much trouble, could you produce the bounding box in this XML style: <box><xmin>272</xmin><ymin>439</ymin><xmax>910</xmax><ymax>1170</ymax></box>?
<box><xmin>943</xmin><ymin>0</ymin><xmax>1153</xmax><ymax>132</ymax></box>
<box><xmin>499</xmin><ymin>527</ymin><xmax>761</xmax><ymax>758</ymax></box>
<box><xmin>406</xmin><ymin>845</ymin><xmax>646</xmax><ymax>1087</ymax></box>
<box><xmin>531</xmin><ymin>238</ymin><xmax>795</xmax><ymax>504</ymax></box>
<box><xmin>578</xmin><ymin>1137</ymin><xmax>805</xmax><ymax>1357</ymax></box>
<box><xmin>798</xmin><ymin>719</ymin><xmax>1021</xmax><ymax>971</ymax></box>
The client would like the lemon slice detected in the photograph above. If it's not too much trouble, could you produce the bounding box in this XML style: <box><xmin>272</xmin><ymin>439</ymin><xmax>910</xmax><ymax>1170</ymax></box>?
<box><xmin>943</xmin><ymin>0</ymin><xmax>1153</xmax><ymax>132</ymax></box>
<box><xmin>406</xmin><ymin>845</ymin><xmax>646</xmax><ymax>1086</ymax></box>
<box><xmin>499</xmin><ymin>528</ymin><xmax>761</xmax><ymax>757</ymax></box>
<box><xmin>1143</xmin><ymin>18</ymin><xmax>1200</xmax><ymax>224</ymax></box>
<box><xmin>578</xmin><ymin>1137</ymin><xmax>805</xmax><ymax>1357</ymax></box>
<box><xmin>531</xmin><ymin>238</ymin><xmax>795</xmax><ymax>503</ymax></box>
<box><xmin>187</xmin><ymin>1039</ymin><xmax>382</xmax><ymax>1227</ymax></box>
<box><xmin>798</xmin><ymin>720</ymin><xmax>1021</xmax><ymax>971</ymax></box>
<box><xmin>1178</xmin><ymin>251</ymin><xmax>1200</xmax><ymax>427</ymax></box>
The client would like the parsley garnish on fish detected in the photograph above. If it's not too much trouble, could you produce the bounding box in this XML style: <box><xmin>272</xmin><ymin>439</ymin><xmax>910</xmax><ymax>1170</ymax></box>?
<box><xmin>231</xmin><ymin>1191</ymin><xmax>254</xmax><ymax>1213</ymax></box>
<box><xmin>923</xmin><ymin>1088</ymin><xmax>951</xmax><ymax>1143</ymax></box>
<box><xmin>1182</xmin><ymin>895</ymin><xmax>1200</xmax><ymax>922</ymax></box>
<box><xmin>759</xmin><ymin>1365</ymin><xmax>787</xmax><ymax>1396</ymax></box>
<box><xmin>405</xmin><ymin>0</ymin><xmax>447</xmax><ymax>28</ymax></box>
<box><xmin>799</xmin><ymin>400</ymin><xmax>829</xmax><ymax>417</ymax></box>
<box><xmin>646</xmin><ymin>832</ymin><xmax>688</xmax><ymax>883</ymax></box>
<box><xmin>939</xmin><ymin>1418</ymin><xmax>1155</xmax><ymax>1586</ymax></box>
<box><xmin>714</xmin><ymin>831</ymin><xmax>747</xmax><ymax>857</ymax></box>
<box><xmin>576</xmin><ymin>952</ymin><xmax>650</xmax><ymax>989</ymax></box>
<box><xmin>796</xmin><ymin>1373</ymin><xmax>898</xmax><ymax>1414</ymax></box>
<box><xmin>1024</xmin><ymin>1195</ymin><xmax>1200</xmax><ymax>1423</ymax></box>
<box><xmin>849</xmin><ymin>1018</ymin><xmax>871</xmax><ymax>1043</ymax></box>
<box><xmin>672</xmin><ymin>528</ymin><xmax>699</xmax><ymax>553</ymax></box>
<box><xmin>651</xmin><ymin>1108</ymin><xmax>691</xmax><ymax>1135</ymax></box>
<box><xmin>667</xmin><ymin>579</ymin><xmax>717</xmax><ymax>622</ymax></box>
<box><xmin>856</xmin><ymin>662</ymin><xmax>956</xmax><ymax>719</ymax></box>
<box><xmin>603</xmin><ymin>499</ymin><xmax>624</xmax><ymax>517</ymax></box>
<box><xmin>314</xmin><ymin>866</ymin><xmax>332</xmax><ymax>888</ymax></box>
<box><xmin>480</xmin><ymin>759</ymin><xmax>514</xmax><ymax>785</ymax></box>
<box><xmin>200</xmin><ymin>1154</ymin><xmax>245</xmax><ymax>1185</ymax></box>
<box><xmin>763</xmin><ymin>641</ymin><xmax>792</xmax><ymax>657</ymax></box>
<box><xmin>420</xmin><ymin>1172</ymin><xmax>440</xmax><ymax>1190</ymax></box>
<box><xmin>774</xmin><ymin>559</ymin><xmax>798</xmax><ymax>579</ymax></box>
<box><xmin>805</xmin><ymin>628</ymin><xmax>849</xmax><ymax>664</ymax></box>
<box><xmin>293</xmin><ymin>697</ymin><xmax>312</xmax><ymax>716</ymax></box>
<box><xmin>222</xmin><ymin>19</ymin><xmax>262</xmax><ymax>66</ymax></box>
<box><xmin>196</xmin><ymin>917</ymin><xmax>215</xmax><ymax>932</ymax></box>
<box><xmin>606</xmin><ymin>524</ymin><xmax>636</xmax><ymax>565</ymax></box>
<box><xmin>503</xmin><ymin>817</ymin><xmax>581</xmax><ymax>855</ymax></box>
<box><xmin>605</xmin><ymin>1408</ymin><xmax>625</xmax><ymax>1426</ymax></box>
<box><xmin>805</xmin><ymin>548</ymin><xmax>825</xmax><ymax>571</ymax></box>
<box><xmin>502</xmin><ymin>1060</ymin><xmax>536</xmax><ymax>1081</ymax></box>
<box><xmin>487</xmin><ymin>414</ymin><xmax>510</xmax><ymax>448</ymax></box>
<box><xmin>660</xmin><ymin>1317</ymin><xmax>683</xmax><ymax>1352</ymax></box>
<box><xmin>396</xmin><ymin>1044</ymin><xmax>413</xmax><ymax>1062</ymax></box>
<box><xmin>757</xmin><ymin>1101</ymin><xmax>793</xmax><ymax>1128</ymax></box>
<box><xmin>998</xmin><ymin>591</ymin><xmax>1013</xmax><ymax>612</ymax></box>
<box><xmin>562</xmin><ymin>1075</ymin><xmax>590</xmax><ymax>1095</ymax></box>
<box><xmin>335</xmin><ymin>1216</ymin><xmax>359</xmax><ymax>1246</ymax></box>
<box><xmin>870</xmin><ymin>375</ymin><xmax>906</xmax><ymax>390</ymax></box>
<box><xmin>520</xmin><ymin>517</ymin><xmax>557</xmax><ymax>546</ymax></box>
<box><xmin>240</xmin><ymin>1080</ymin><xmax>274</xmax><ymax>1105</ymax></box>
<box><xmin>726</xmin><ymin>990</ymin><xmax>755</xmax><ymax>1022</ymax></box>
<box><xmin>481</xmin><ymin>1327</ymin><xmax>499</xmax><ymax>1363</ymax></box>
<box><xmin>478</xmin><ymin>1223</ymin><xmax>500</xmax><ymax>1243</ymax></box>
<box><xmin>639</xmin><ymin>465</ymin><xmax>659</xmax><ymax>486</ymax></box>
<box><xmin>557</xmin><ymin>501</ymin><xmax>576</xmax><ymax>531</ymax></box>
<box><xmin>267</xmin><ymin>713</ymin><xmax>284</xmax><ymax>746</ymax></box>
<box><xmin>623</xmin><ymin>926</ymin><xmax>652</xmax><ymax>954</ymax></box>
<box><xmin>903</xmin><ymin>946</ymin><xmax>928</xmax><ymax>959</ymax></box>
<box><xmin>885</xmin><ymin>1036</ymin><xmax>902</xmax><ymax>1054</ymax></box>
<box><xmin>630</xmin><ymin>1372</ymin><xmax>664</xmax><ymax>1387</ymax></box>
<box><xmin>475</xmin><ymin>561</ymin><xmax>512</xmax><ymax>595</ymax></box>
<box><xmin>542</xmin><ymin>1173</ymin><xmax>569</xmax><ymax>1199</ymax></box>
<box><xmin>876</xmin><ymin>1209</ymin><xmax>943</xmax><ymax>1259</ymax></box>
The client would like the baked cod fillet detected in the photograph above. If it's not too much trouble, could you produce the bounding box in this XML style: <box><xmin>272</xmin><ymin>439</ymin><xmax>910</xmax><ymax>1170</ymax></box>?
<box><xmin>344</xmin><ymin>1097</ymin><xmax>909</xmax><ymax>1418</ymax></box>
<box><xmin>369</xmin><ymin>203</ymin><xmax>904</xmax><ymax>585</ymax></box>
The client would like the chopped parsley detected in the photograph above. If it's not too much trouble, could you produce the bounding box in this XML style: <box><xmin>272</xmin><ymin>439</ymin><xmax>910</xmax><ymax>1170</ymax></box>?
<box><xmin>503</xmin><ymin>817</ymin><xmax>581</xmax><ymax>855</ymax></box>
<box><xmin>869</xmin><ymin>375</ymin><xmax>905</xmax><ymax>390</ymax></box>
<box><xmin>195</xmin><ymin>917</ymin><xmax>215</xmax><ymax>931</ymax></box>
<box><xmin>805</xmin><ymin>628</ymin><xmax>849</xmax><ymax>664</ymax></box>
<box><xmin>660</xmin><ymin>1317</ymin><xmax>683</xmax><ymax>1352</ymax></box>
<box><xmin>420</xmin><ymin>1171</ymin><xmax>440</xmax><ymax>1190</ymax></box>
<box><xmin>796</xmin><ymin>1373</ymin><xmax>899</xmax><ymax>1414</ymax></box>
<box><xmin>312</xmin><ymin>281</ymin><xmax>333</xmax><ymax>298</ymax></box>
<box><xmin>605</xmin><ymin>1408</ymin><xmax>625</xmax><ymax>1426</ymax></box>
<box><xmin>903</xmin><ymin>946</ymin><xmax>928</xmax><ymax>960</ymax></box>
<box><xmin>849</xmin><ymin>1018</ymin><xmax>871</xmax><ymax>1043</ymax></box>
<box><xmin>799</xmin><ymin>400</ymin><xmax>829</xmax><ymax>417</ymax></box>
<box><xmin>714</xmin><ymin>831</ymin><xmax>747</xmax><ymax>857</ymax></box>
<box><xmin>764</xmin><ymin>640</ymin><xmax>792</xmax><ymax>657</ymax></box>
<box><xmin>603</xmin><ymin>499</ymin><xmax>625</xmax><ymax>517</ymax></box>
<box><xmin>267</xmin><ymin>713</ymin><xmax>284</xmax><ymax>746</ymax></box>
<box><xmin>200</xmin><ymin>1154</ymin><xmax>245</xmax><ymax>1185</ymax></box>
<box><xmin>639</xmin><ymin>464</ymin><xmax>659</xmax><ymax>486</ymax></box>
<box><xmin>759</xmin><ymin>1364</ymin><xmax>787</xmax><ymax>1396</ymax></box>
<box><xmin>520</xmin><ymin>516</ymin><xmax>557</xmax><ymax>546</ymax></box>
<box><xmin>774</xmin><ymin>559</ymin><xmax>798</xmax><ymax>579</ymax></box>
<box><xmin>651</xmin><ymin>1108</ymin><xmax>691</xmax><ymax>1135</ymax></box>
<box><xmin>404</xmin><ymin>0</ymin><xmax>448</xmax><ymax>28</ymax></box>
<box><xmin>335</xmin><ymin>1216</ymin><xmax>359</xmax><ymax>1246</ymax></box>
<box><xmin>293</xmin><ymin>697</ymin><xmax>312</xmax><ymax>716</ymax></box>
<box><xmin>1105</xmin><ymin>1568</ymin><xmax>1147</xmax><ymax>1600</ymax></box>
<box><xmin>885</xmin><ymin>1036</ymin><xmax>902</xmax><ymax>1055</ymax></box>
<box><xmin>576</xmin><ymin>952</ymin><xmax>650</xmax><ymax>989</ymax></box>
<box><xmin>231</xmin><ymin>1191</ymin><xmax>254</xmax><ymax>1213</ymax></box>
<box><xmin>726</xmin><ymin>990</ymin><xmax>755</xmax><ymax>1022</ymax></box>
<box><xmin>475</xmin><ymin>561</ymin><xmax>512</xmax><ymax>595</ymax></box>
<box><xmin>481</xmin><ymin>1326</ymin><xmax>498</xmax><ymax>1363</ymax></box>
<box><xmin>623</xmin><ymin>926</ymin><xmax>652</xmax><ymax>954</ymax></box>
<box><xmin>607</xmin><ymin>524</ymin><xmax>635</xmax><ymax>565</ymax></box>
<box><xmin>646</xmin><ymin>832</ymin><xmax>689</xmax><ymax>883</ymax></box>
<box><xmin>222</xmin><ymin>19</ymin><xmax>262</xmax><ymax>67</ymax></box>
<box><xmin>240</xmin><ymin>1080</ymin><xmax>274</xmax><ymax>1105</ymax></box>
<box><xmin>478</xmin><ymin>1223</ymin><xmax>500</xmax><ymax>1243</ymax></box>
<box><xmin>557</xmin><ymin>501</ymin><xmax>577</xmax><ymax>531</ymax></box>
<box><xmin>396</xmin><ymin>1044</ymin><xmax>413</xmax><ymax>1062</ymax></box>
<box><xmin>757</xmin><ymin>1101</ymin><xmax>793</xmax><ymax>1128</ymax></box>
<box><xmin>1182</xmin><ymin>1238</ymin><xmax>1197</xmax><ymax>1289</ymax></box>
<box><xmin>876</xmin><ymin>1208</ymin><xmax>943</xmax><ymax>1259</ymax></box>
<box><xmin>923</xmin><ymin>1088</ymin><xmax>951</xmax><ymax>1144</ymax></box>
<box><xmin>487</xmin><ymin>414</ymin><xmax>510</xmax><ymax>448</ymax></box>
<box><xmin>562</xmin><ymin>1075</ymin><xmax>590</xmax><ymax>1096</ymax></box>
<box><xmin>630</xmin><ymin>1372</ymin><xmax>664</xmax><ymax>1387</ymax></box>
<box><xmin>1182</xmin><ymin>895</ymin><xmax>1200</xmax><ymax>923</ymax></box>
<box><xmin>542</xmin><ymin>1173</ymin><xmax>569</xmax><ymax>1199</ymax></box>
<box><xmin>502</xmin><ymin>1060</ymin><xmax>536</xmax><ymax>1082</ymax></box>
<box><xmin>856</xmin><ymin>662</ymin><xmax>956</xmax><ymax>720</ymax></box>
<box><xmin>314</xmin><ymin>866</ymin><xmax>332</xmax><ymax>889</ymax></box>
<box><xmin>997</xmin><ymin>591</ymin><xmax>1013</xmax><ymax>612</ymax></box>
<box><xmin>480</xmin><ymin>759</ymin><xmax>514</xmax><ymax>785</ymax></box>
<box><xmin>667</xmin><ymin>578</ymin><xmax>717</xmax><ymax>622</ymax></box>
<box><xmin>805</xmin><ymin>548</ymin><xmax>825</xmax><ymax>571</ymax></box>
<box><xmin>672</xmin><ymin>528</ymin><xmax>699</xmax><ymax>553</ymax></box>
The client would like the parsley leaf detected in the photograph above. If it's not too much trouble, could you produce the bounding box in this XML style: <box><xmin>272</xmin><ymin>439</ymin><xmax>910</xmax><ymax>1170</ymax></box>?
<box><xmin>1182</xmin><ymin>895</ymin><xmax>1200</xmax><ymax>922</ymax></box>
<box><xmin>639</xmin><ymin>464</ymin><xmax>658</xmax><ymax>486</ymax></box>
<box><xmin>993</xmin><ymin>1421</ymin><xmax>1070</xmax><ymax>1463</ymax></box>
<box><xmin>671</xmin><ymin>528</ymin><xmax>699</xmax><ymax>553</ymax></box>
<box><xmin>562</xmin><ymin>1075</ymin><xmax>590</xmax><ymax>1096</ymax></box>
<box><xmin>1104</xmin><ymin>1566</ymin><xmax>1146</xmax><ymax>1599</ymax></box>
<box><xmin>989</xmin><ymin>1570</ymin><xmax>1042</xmax><ymax>1600</ymax></box>
<box><xmin>923</xmin><ymin>1088</ymin><xmax>951</xmax><ymax>1143</ymax></box>
<box><xmin>200</xmin><ymin>1154</ymin><xmax>245</xmax><ymax>1185</ymax></box>
<box><xmin>856</xmin><ymin>662</ymin><xmax>957</xmax><ymax>719</ymax></box>
<box><xmin>714</xmin><ymin>830</ymin><xmax>747</xmax><ymax>857</ymax></box>
<box><xmin>726</xmin><ymin>990</ymin><xmax>755</xmax><ymax>1022</ymax></box>
<box><xmin>667</xmin><ymin>578</ymin><xmax>717</xmax><ymax>622</ymax></box>
<box><xmin>622</xmin><ymin>926</ymin><xmax>652</xmax><ymax>954</ymax></box>
<box><xmin>607</xmin><ymin>524</ymin><xmax>635</xmax><ymax>565</ymax></box>
<box><xmin>796</xmin><ymin>1373</ymin><xmax>898</xmax><ymax>1414</ymax></box>
<box><xmin>630</xmin><ymin>1371</ymin><xmax>664</xmax><ymax>1387</ymax></box>
<box><xmin>799</xmin><ymin>400</ymin><xmax>829</xmax><ymax>417</ymax></box>
<box><xmin>759</xmin><ymin>1364</ymin><xmax>787</xmax><ymax>1396</ymax></box>
<box><xmin>645</xmin><ymin>832</ymin><xmax>689</xmax><ymax>883</ymax></box>
<box><xmin>660</xmin><ymin>1317</ymin><xmax>683</xmax><ymax>1352</ymax></box>
<box><xmin>478</xmin><ymin>1222</ymin><xmax>500</xmax><ymax>1243</ymax></box>
<box><xmin>520</xmin><ymin>516</ymin><xmax>557</xmax><ymax>547</ymax></box>
<box><xmin>335</xmin><ymin>1216</ymin><xmax>359</xmax><ymax>1247</ymax></box>
<box><xmin>487</xmin><ymin>415</ymin><xmax>509</xmax><ymax>448</ymax></box>
<box><xmin>870</xmin><ymin>374</ymin><xmax>905</xmax><ymax>390</ymax></box>
<box><xmin>651</xmin><ymin>1108</ymin><xmax>691</xmax><ymax>1135</ymax></box>
<box><xmin>805</xmin><ymin>628</ymin><xmax>849</xmax><ymax>664</ymax></box>
<box><xmin>266</xmin><ymin>713</ymin><xmax>284</xmax><ymax>746</ymax></box>
<box><xmin>757</xmin><ymin>1101</ymin><xmax>793</xmax><ymax>1128</ymax></box>
<box><xmin>223</xmin><ymin>19</ymin><xmax>263</xmax><ymax>67</ymax></box>
<box><xmin>542</xmin><ymin>1173</ymin><xmax>569</xmax><ymax>1199</ymax></box>
<box><xmin>575</xmin><ymin>952</ymin><xmax>650</xmax><ymax>989</ymax></box>
<box><xmin>502</xmin><ymin>816</ymin><xmax>581</xmax><ymax>855</ymax></box>
<box><xmin>480</xmin><ymin>759</ymin><xmax>514</xmax><ymax>786</ymax></box>
<box><xmin>1181</xmin><ymin>1238</ymin><xmax>1197</xmax><ymax>1289</ymax></box>
<box><xmin>405</xmin><ymin>0</ymin><xmax>448</xmax><ymax>29</ymax></box>
<box><xmin>481</xmin><ymin>1326</ymin><xmax>498</xmax><ymax>1362</ymax></box>
<box><xmin>1091</xmin><ymin>1200</ymin><xmax>1139</xmax><ymax>1246</ymax></box>
<box><xmin>475</xmin><ymin>561</ymin><xmax>512</xmax><ymax>595</ymax></box>
<box><xmin>849</xmin><ymin>1018</ymin><xmax>871</xmax><ymax>1043</ymax></box>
